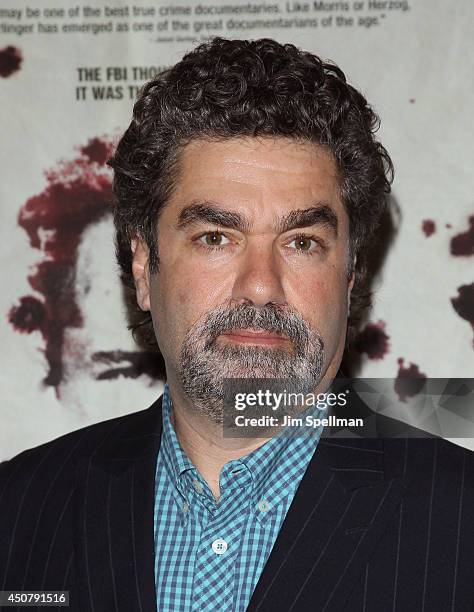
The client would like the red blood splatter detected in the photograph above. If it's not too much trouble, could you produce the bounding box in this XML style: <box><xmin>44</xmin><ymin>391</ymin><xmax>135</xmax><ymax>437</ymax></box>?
<box><xmin>80</xmin><ymin>137</ymin><xmax>111</xmax><ymax>165</ymax></box>
<box><xmin>421</xmin><ymin>219</ymin><xmax>436</xmax><ymax>237</ymax></box>
<box><xmin>445</xmin><ymin>223</ymin><xmax>452</xmax><ymax>229</ymax></box>
<box><xmin>8</xmin><ymin>296</ymin><xmax>46</xmax><ymax>333</ymax></box>
<box><xmin>0</xmin><ymin>46</ymin><xmax>22</xmax><ymax>78</ymax></box>
<box><xmin>92</xmin><ymin>350</ymin><xmax>165</xmax><ymax>381</ymax></box>
<box><xmin>394</xmin><ymin>358</ymin><xmax>427</xmax><ymax>402</ymax></box>
<box><xmin>451</xmin><ymin>283</ymin><xmax>474</xmax><ymax>347</ymax></box>
<box><xmin>8</xmin><ymin>138</ymin><xmax>115</xmax><ymax>391</ymax></box>
<box><xmin>353</xmin><ymin>320</ymin><xmax>390</xmax><ymax>359</ymax></box>
<box><xmin>450</xmin><ymin>216</ymin><xmax>474</xmax><ymax>257</ymax></box>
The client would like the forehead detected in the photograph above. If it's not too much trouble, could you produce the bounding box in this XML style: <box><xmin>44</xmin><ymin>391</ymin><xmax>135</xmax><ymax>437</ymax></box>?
<box><xmin>169</xmin><ymin>136</ymin><xmax>344</xmax><ymax>220</ymax></box>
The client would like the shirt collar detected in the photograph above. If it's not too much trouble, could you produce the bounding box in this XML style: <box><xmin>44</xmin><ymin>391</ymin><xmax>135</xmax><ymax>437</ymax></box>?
<box><xmin>159</xmin><ymin>383</ymin><xmax>325</xmax><ymax>521</ymax></box>
<box><xmin>237</xmin><ymin>402</ymin><xmax>324</xmax><ymax>515</ymax></box>
<box><xmin>160</xmin><ymin>384</ymin><xmax>194</xmax><ymax>496</ymax></box>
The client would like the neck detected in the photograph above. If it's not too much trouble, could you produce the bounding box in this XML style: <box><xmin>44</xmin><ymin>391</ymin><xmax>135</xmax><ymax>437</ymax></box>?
<box><xmin>167</xmin><ymin>383</ymin><xmax>271</xmax><ymax>500</ymax></box>
<box><xmin>165</xmin><ymin>362</ymin><xmax>338</xmax><ymax>500</ymax></box>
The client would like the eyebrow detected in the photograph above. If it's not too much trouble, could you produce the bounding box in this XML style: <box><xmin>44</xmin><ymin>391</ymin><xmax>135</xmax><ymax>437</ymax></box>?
<box><xmin>176</xmin><ymin>201</ymin><xmax>338</xmax><ymax>237</ymax></box>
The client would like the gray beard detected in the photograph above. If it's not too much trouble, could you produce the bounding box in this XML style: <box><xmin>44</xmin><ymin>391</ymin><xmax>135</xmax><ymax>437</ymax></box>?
<box><xmin>179</xmin><ymin>302</ymin><xmax>325</xmax><ymax>424</ymax></box>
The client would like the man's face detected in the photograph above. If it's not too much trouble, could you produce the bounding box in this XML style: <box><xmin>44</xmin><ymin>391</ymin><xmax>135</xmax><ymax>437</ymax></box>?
<box><xmin>133</xmin><ymin>137</ymin><xmax>354</xmax><ymax>422</ymax></box>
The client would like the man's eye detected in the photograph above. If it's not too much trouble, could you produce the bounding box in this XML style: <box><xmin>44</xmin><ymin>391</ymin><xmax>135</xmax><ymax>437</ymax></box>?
<box><xmin>198</xmin><ymin>231</ymin><xmax>230</xmax><ymax>247</ymax></box>
<box><xmin>288</xmin><ymin>235</ymin><xmax>319</xmax><ymax>252</ymax></box>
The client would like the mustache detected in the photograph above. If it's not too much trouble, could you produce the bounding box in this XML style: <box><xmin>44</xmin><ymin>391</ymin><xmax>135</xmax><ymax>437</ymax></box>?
<box><xmin>199</xmin><ymin>302</ymin><xmax>314</xmax><ymax>354</ymax></box>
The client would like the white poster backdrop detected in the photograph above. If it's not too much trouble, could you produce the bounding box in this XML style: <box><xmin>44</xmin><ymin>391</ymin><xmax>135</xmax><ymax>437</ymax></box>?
<box><xmin>1</xmin><ymin>0</ymin><xmax>473</xmax><ymax>460</ymax></box>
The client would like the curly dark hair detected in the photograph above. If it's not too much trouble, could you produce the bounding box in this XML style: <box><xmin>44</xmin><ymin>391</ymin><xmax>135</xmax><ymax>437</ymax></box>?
<box><xmin>108</xmin><ymin>36</ymin><xmax>394</xmax><ymax>351</ymax></box>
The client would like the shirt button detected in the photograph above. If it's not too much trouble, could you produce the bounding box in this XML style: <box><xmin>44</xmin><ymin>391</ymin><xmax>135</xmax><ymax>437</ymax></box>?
<box><xmin>182</xmin><ymin>501</ymin><xmax>189</xmax><ymax>514</ymax></box>
<box><xmin>193</xmin><ymin>479</ymin><xmax>204</xmax><ymax>494</ymax></box>
<box><xmin>211</xmin><ymin>538</ymin><xmax>228</xmax><ymax>555</ymax></box>
<box><xmin>257</xmin><ymin>500</ymin><xmax>270</xmax><ymax>513</ymax></box>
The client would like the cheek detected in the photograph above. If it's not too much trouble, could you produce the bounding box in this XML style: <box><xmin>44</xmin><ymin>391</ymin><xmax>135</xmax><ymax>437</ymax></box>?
<box><xmin>286</xmin><ymin>271</ymin><xmax>348</xmax><ymax>331</ymax></box>
<box><xmin>155</xmin><ymin>263</ymin><xmax>233</xmax><ymax>332</ymax></box>
<box><xmin>178</xmin><ymin>265</ymin><xmax>233</xmax><ymax>310</ymax></box>
<box><xmin>177</xmin><ymin>289</ymin><xmax>188</xmax><ymax>307</ymax></box>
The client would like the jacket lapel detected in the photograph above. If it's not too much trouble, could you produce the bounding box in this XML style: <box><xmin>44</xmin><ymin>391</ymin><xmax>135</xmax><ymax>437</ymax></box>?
<box><xmin>247</xmin><ymin>438</ymin><xmax>408</xmax><ymax>612</ymax></box>
<box><xmin>73</xmin><ymin>397</ymin><xmax>163</xmax><ymax>612</ymax></box>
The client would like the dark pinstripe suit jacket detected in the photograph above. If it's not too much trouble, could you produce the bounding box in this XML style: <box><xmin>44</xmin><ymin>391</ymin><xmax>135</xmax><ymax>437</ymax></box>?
<box><xmin>1</xmin><ymin>395</ymin><xmax>473</xmax><ymax>611</ymax></box>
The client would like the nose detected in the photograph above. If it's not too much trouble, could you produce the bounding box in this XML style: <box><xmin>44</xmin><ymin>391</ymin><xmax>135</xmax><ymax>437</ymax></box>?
<box><xmin>231</xmin><ymin>240</ymin><xmax>286</xmax><ymax>307</ymax></box>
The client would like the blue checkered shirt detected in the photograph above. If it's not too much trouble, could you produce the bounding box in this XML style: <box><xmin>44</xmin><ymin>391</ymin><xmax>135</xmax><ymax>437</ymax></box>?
<box><xmin>154</xmin><ymin>384</ymin><xmax>325</xmax><ymax>611</ymax></box>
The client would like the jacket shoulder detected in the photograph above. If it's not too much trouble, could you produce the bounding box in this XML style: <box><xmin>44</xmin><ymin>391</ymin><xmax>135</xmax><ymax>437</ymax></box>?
<box><xmin>0</xmin><ymin>397</ymin><xmax>163</xmax><ymax>490</ymax></box>
<box><xmin>385</xmin><ymin>436</ymin><xmax>474</xmax><ymax>496</ymax></box>
<box><xmin>0</xmin><ymin>396</ymin><xmax>162</xmax><ymax>591</ymax></box>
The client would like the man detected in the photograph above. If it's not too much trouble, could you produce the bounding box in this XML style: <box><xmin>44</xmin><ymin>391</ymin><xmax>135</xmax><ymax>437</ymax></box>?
<box><xmin>1</xmin><ymin>38</ymin><xmax>472</xmax><ymax>612</ymax></box>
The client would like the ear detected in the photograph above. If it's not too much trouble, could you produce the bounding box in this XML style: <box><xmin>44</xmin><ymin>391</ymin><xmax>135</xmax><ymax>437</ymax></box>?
<box><xmin>131</xmin><ymin>237</ymin><xmax>151</xmax><ymax>311</ymax></box>
<box><xmin>347</xmin><ymin>255</ymin><xmax>357</xmax><ymax>313</ymax></box>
